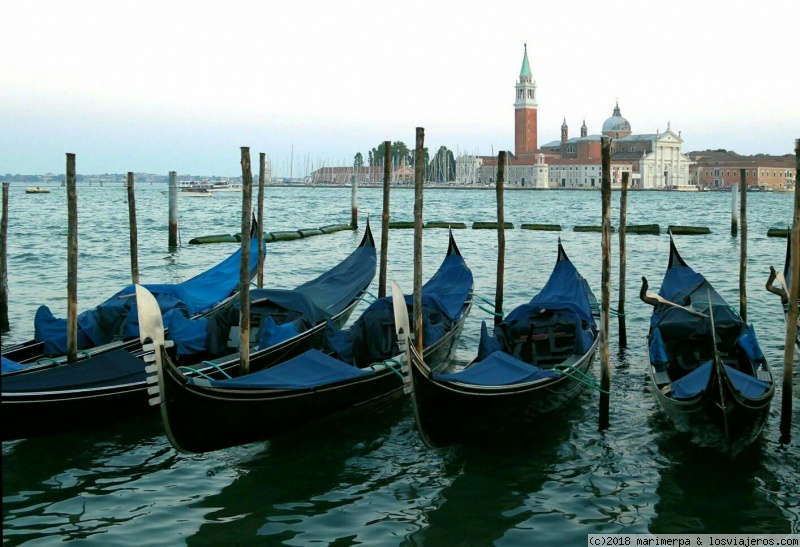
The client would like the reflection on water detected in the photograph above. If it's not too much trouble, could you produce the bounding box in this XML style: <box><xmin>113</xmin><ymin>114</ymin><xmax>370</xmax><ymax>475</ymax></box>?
<box><xmin>2</xmin><ymin>186</ymin><xmax>799</xmax><ymax>543</ymax></box>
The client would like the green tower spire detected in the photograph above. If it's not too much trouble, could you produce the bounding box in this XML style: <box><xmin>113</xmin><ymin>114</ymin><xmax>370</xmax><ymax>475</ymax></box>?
<box><xmin>519</xmin><ymin>43</ymin><xmax>532</xmax><ymax>79</ymax></box>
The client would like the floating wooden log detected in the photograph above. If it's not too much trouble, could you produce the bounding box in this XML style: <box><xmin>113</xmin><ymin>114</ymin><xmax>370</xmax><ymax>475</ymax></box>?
<box><xmin>270</xmin><ymin>230</ymin><xmax>302</xmax><ymax>242</ymax></box>
<box><xmin>188</xmin><ymin>234</ymin><xmax>238</xmax><ymax>244</ymax></box>
<box><xmin>574</xmin><ymin>225</ymin><xmax>616</xmax><ymax>233</ymax></box>
<box><xmin>389</xmin><ymin>221</ymin><xmax>415</xmax><ymax>229</ymax></box>
<box><xmin>298</xmin><ymin>228</ymin><xmax>324</xmax><ymax>238</ymax></box>
<box><xmin>425</xmin><ymin>221</ymin><xmax>467</xmax><ymax>229</ymax></box>
<box><xmin>767</xmin><ymin>228</ymin><xmax>790</xmax><ymax>238</ymax></box>
<box><xmin>473</xmin><ymin>221</ymin><xmax>514</xmax><ymax>229</ymax></box>
<box><xmin>520</xmin><ymin>223</ymin><xmax>561</xmax><ymax>231</ymax></box>
<box><xmin>319</xmin><ymin>224</ymin><xmax>354</xmax><ymax>234</ymax></box>
<box><xmin>626</xmin><ymin>224</ymin><xmax>660</xmax><ymax>235</ymax></box>
<box><xmin>668</xmin><ymin>225</ymin><xmax>711</xmax><ymax>235</ymax></box>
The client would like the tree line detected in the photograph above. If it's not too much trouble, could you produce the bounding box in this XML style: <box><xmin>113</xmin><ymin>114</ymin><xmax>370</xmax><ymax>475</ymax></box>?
<box><xmin>353</xmin><ymin>142</ymin><xmax>456</xmax><ymax>182</ymax></box>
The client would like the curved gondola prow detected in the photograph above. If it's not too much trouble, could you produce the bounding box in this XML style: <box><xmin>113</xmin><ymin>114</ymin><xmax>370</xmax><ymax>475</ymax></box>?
<box><xmin>667</xmin><ymin>232</ymin><xmax>688</xmax><ymax>269</ymax></box>
<box><xmin>360</xmin><ymin>217</ymin><xmax>375</xmax><ymax>249</ymax></box>
<box><xmin>134</xmin><ymin>284</ymin><xmax>183</xmax><ymax>453</ymax></box>
<box><xmin>390</xmin><ymin>280</ymin><xmax>438</xmax><ymax>448</ymax></box>
<box><xmin>446</xmin><ymin>227</ymin><xmax>463</xmax><ymax>257</ymax></box>
<box><xmin>557</xmin><ymin>236</ymin><xmax>569</xmax><ymax>263</ymax></box>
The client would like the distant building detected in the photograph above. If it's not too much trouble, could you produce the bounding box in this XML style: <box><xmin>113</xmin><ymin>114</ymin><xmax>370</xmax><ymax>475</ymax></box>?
<box><xmin>308</xmin><ymin>165</ymin><xmax>415</xmax><ymax>185</ymax></box>
<box><xmin>456</xmin><ymin>46</ymin><xmax>694</xmax><ymax>189</ymax></box>
<box><xmin>688</xmin><ymin>150</ymin><xmax>796</xmax><ymax>190</ymax></box>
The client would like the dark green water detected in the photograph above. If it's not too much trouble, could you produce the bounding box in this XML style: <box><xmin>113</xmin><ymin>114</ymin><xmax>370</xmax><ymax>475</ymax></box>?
<box><xmin>2</xmin><ymin>186</ymin><xmax>798</xmax><ymax>544</ymax></box>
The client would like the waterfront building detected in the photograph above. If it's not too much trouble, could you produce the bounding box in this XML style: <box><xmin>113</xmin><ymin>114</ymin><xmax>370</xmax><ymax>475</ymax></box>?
<box><xmin>688</xmin><ymin>150</ymin><xmax>796</xmax><ymax>190</ymax></box>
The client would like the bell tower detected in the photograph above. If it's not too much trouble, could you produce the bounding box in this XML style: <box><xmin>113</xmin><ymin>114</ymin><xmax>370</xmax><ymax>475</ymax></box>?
<box><xmin>514</xmin><ymin>44</ymin><xmax>538</xmax><ymax>157</ymax></box>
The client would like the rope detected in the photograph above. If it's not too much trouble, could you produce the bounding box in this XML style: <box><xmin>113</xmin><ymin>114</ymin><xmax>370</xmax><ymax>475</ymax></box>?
<box><xmin>36</xmin><ymin>357</ymin><xmax>61</xmax><ymax>366</ymax></box>
<box><xmin>371</xmin><ymin>358</ymin><xmax>405</xmax><ymax>380</ymax></box>
<box><xmin>553</xmin><ymin>362</ymin><xmax>610</xmax><ymax>394</ymax></box>
<box><xmin>477</xmin><ymin>304</ymin><xmax>504</xmax><ymax>317</ymax></box>
<box><xmin>473</xmin><ymin>293</ymin><xmax>497</xmax><ymax>307</ymax></box>
<box><xmin>179</xmin><ymin>361</ymin><xmax>232</xmax><ymax>380</ymax></box>
<box><xmin>590</xmin><ymin>303</ymin><xmax>625</xmax><ymax>317</ymax></box>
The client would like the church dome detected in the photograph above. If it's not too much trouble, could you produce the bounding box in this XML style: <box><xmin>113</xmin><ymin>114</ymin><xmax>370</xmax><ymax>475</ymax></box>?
<box><xmin>602</xmin><ymin>102</ymin><xmax>631</xmax><ymax>134</ymax></box>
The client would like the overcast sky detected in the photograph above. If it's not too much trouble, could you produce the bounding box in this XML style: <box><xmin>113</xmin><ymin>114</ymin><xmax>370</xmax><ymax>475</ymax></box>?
<box><xmin>2</xmin><ymin>0</ymin><xmax>798</xmax><ymax>177</ymax></box>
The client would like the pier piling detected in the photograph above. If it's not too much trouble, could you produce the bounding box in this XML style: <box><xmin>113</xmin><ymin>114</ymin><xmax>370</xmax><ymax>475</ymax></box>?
<box><xmin>239</xmin><ymin>148</ymin><xmax>253</xmax><ymax>375</ymax></box>
<box><xmin>495</xmin><ymin>151</ymin><xmax>506</xmax><ymax>327</ymax></box>
<box><xmin>66</xmin><ymin>154</ymin><xmax>78</xmax><ymax>364</ymax></box>
<box><xmin>257</xmin><ymin>153</ymin><xmax>266</xmax><ymax>289</ymax></box>
<box><xmin>599</xmin><ymin>136</ymin><xmax>612</xmax><ymax>429</ymax></box>
<box><xmin>379</xmin><ymin>141</ymin><xmax>391</xmax><ymax>299</ymax></box>
<box><xmin>618</xmin><ymin>172</ymin><xmax>629</xmax><ymax>348</ymax></box>
<box><xmin>739</xmin><ymin>169</ymin><xmax>747</xmax><ymax>322</ymax></box>
<box><xmin>351</xmin><ymin>168</ymin><xmax>359</xmax><ymax>228</ymax></box>
<box><xmin>127</xmin><ymin>172</ymin><xmax>139</xmax><ymax>285</ymax></box>
<box><xmin>1</xmin><ymin>182</ymin><xmax>9</xmax><ymax>333</ymax></box>
<box><xmin>780</xmin><ymin>138</ymin><xmax>800</xmax><ymax>443</ymax></box>
<box><xmin>413</xmin><ymin>128</ymin><xmax>425</xmax><ymax>354</ymax></box>
<box><xmin>168</xmin><ymin>171</ymin><xmax>178</xmax><ymax>248</ymax></box>
<box><xmin>731</xmin><ymin>183</ymin><xmax>738</xmax><ymax>237</ymax></box>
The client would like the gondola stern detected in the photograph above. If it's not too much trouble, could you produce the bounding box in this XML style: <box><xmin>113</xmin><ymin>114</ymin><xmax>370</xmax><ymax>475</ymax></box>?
<box><xmin>360</xmin><ymin>217</ymin><xmax>376</xmax><ymax>249</ymax></box>
<box><xmin>556</xmin><ymin>237</ymin><xmax>569</xmax><ymax>263</ymax></box>
<box><xmin>446</xmin><ymin>228</ymin><xmax>463</xmax><ymax>257</ymax></box>
<box><xmin>667</xmin><ymin>232</ymin><xmax>688</xmax><ymax>269</ymax></box>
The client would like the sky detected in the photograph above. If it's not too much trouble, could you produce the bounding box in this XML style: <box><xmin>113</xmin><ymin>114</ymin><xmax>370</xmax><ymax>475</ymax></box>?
<box><xmin>1</xmin><ymin>0</ymin><xmax>798</xmax><ymax>178</ymax></box>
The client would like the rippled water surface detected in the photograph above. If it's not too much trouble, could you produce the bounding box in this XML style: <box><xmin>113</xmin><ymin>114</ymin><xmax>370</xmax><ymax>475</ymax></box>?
<box><xmin>2</xmin><ymin>185</ymin><xmax>799</xmax><ymax>545</ymax></box>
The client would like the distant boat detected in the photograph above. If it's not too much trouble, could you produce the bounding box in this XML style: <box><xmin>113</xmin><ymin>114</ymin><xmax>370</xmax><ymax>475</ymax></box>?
<box><xmin>160</xmin><ymin>188</ymin><xmax>213</xmax><ymax>198</ymax></box>
<box><xmin>25</xmin><ymin>187</ymin><xmax>50</xmax><ymax>194</ymax></box>
<box><xmin>207</xmin><ymin>181</ymin><xmax>242</xmax><ymax>194</ymax></box>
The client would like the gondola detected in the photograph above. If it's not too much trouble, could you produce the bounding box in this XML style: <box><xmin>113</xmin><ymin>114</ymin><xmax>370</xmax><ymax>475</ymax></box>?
<box><xmin>400</xmin><ymin>239</ymin><xmax>600</xmax><ymax>447</ymax></box>
<box><xmin>1</xmin><ymin>227</ymin><xmax>376</xmax><ymax>441</ymax></box>
<box><xmin>139</xmin><ymin>231</ymin><xmax>473</xmax><ymax>454</ymax></box>
<box><xmin>2</xmin><ymin>230</ymin><xmax>266</xmax><ymax>375</ymax></box>
<box><xmin>640</xmin><ymin>235</ymin><xmax>774</xmax><ymax>456</ymax></box>
<box><xmin>765</xmin><ymin>230</ymin><xmax>800</xmax><ymax>350</ymax></box>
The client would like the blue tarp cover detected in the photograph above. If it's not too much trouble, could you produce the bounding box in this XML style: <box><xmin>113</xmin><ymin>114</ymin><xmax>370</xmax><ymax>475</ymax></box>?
<box><xmin>34</xmin><ymin>238</ymin><xmax>265</xmax><ymax>355</ymax></box>
<box><xmin>670</xmin><ymin>361</ymin><xmax>712</xmax><ymax>399</ymax></box>
<box><xmin>649</xmin><ymin>328</ymin><xmax>669</xmax><ymax>368</ymax></box>
<box><xmin>669</xmin><ymin>361</ymin><xmax>770</xmax><ymax>400</ymax></box>
<box><xmin>737</xmin><ymin>324</ymin><xmax>765</xmax><ymax>364</ymax></box>
<box><xmin>1</xmin><ymin>356</ymin><xmax>27</xmax><ymax>373</ymax></box>
<box><xmin>199</xmin><ymin>349</ymin><xmax>374</xmax><ymax>390</ymax></box>
<box><xmin>323</xmin><ymin>243</ymin><xmax>472</xmax><ymax>367</ymax></box>
<box><xmin>434</xmin><ymin>350</ymin><xmax>559</xmax><ymax>386</ymax></box>
<box><xmin>2</xmin><ymin>349</ymin><xmax>146</xmax><ymax>393</ymax></box>
<box><xmin>293</xmin><ymin>243</ymin><xmax>376</xmax><ymax>314</ymax></box>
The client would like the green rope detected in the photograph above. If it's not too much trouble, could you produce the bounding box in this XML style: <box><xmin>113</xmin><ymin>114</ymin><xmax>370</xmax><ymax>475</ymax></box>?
<box><xmin>180</xmin><ymin>361</ymin><xmax>232</xmax><ymax>380</ymax></box>
<box><xmin>473</xmin><ymin>294</ymin><xmax>497</xmax><ymax>307</ymax></box>
<box><xmin>363</xmin><ymin>291</ymin><xmax>378</xmax><ymax>301</ymax></box>
<box><xmin>477</xmin><ymin>304</ymin><xmax>504</xmax><ymax>317</ymax></box>
<box><xmin>553</xmin><ymin>362</ymin><xmax>610</xmax><ymax>394</ymax></box>
<box><xmin>371</xmin><ymin>358</ymin><xmax>405</xmax><ymax>380</ymax></box>
<box><xmin>36</xmin><ymin>357</ymin><xmax>61</xmax><ymax>366</ymax></box>
<box><xmin>590</xmin><ymin>303</ymin><xmax>625</xmax><ymax>317</ymax></box>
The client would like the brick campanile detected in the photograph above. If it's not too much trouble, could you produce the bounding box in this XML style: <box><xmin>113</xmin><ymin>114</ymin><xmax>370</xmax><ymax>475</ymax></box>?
<box><xmin>514</xmin><ymin>44</ymin><xmax>538</xmax><ymax>156</ymax></box>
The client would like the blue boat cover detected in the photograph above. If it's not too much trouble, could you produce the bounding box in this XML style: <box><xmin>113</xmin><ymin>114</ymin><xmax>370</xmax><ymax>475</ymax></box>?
<box><xmin>294</xmin><ymin>243</ymin><xmax>376</xmax><ymax>314</ymax></box>
<box><xmin>2</xmin><ymin>356</ymin><xmax>28</xmax><ymax>373</ymax></box>
<box><xmin>198</xmin><ymin>349</ymin><xmax>374</xmax><ymax>390</ymax></box>
<box><xmin>476</xmin><ymin>321</ymin><xmax>502</xmax><ymax>361</ymax></box>
<box><xmin>737</xmin><ymin>324</ymin><xmax>765</xmax><ymax>365</ymax></box>
<box><xmin>34</xmin><ymin>238</ymin><xmax>265</xmax><ymax>355</ymax></box>
<box><xmin>649</xmin><ymin>328</ymin><xmax>669</xmax><ymax>368</ymax></box>
<box><xmin>1</xmin><ymin>349</ymin><xmax>147</xmax><ymax>393</ymax></box>
<box><xmin>323</xmin><ymin>243</ymin><xmax>472</xmax><ymax>367</ymax></box>
<box><xmin>434</xmin><ymin>350</ymin><xmax>559</xmax><ymax>386</ymax></box>
<box><xmin>670</xmin><ymin>361</ymin><xmax>770</xmax><ymax>400</ymax></box>
<box><xmin>670</xmin><ymin>361</ymin><xmax>713</xmax><ymax>399</ymax></box>
<box><xmin>258</xmin><ymin>316</ymin><xmax>300</xmax><ymax>350</ymax></box>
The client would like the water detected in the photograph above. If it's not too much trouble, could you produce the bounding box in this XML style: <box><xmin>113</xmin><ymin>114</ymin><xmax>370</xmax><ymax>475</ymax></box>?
<box><xmin>2</xmin><ymin>185</ymin><xmax>798</xmax><ymax>545</ymax></box>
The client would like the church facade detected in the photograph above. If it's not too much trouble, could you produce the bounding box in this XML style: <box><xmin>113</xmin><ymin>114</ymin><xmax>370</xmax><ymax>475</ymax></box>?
<box><xmin>456</xmin><ymin>46</ymin><xmax>694</xmax><ymax>189</ymax></box>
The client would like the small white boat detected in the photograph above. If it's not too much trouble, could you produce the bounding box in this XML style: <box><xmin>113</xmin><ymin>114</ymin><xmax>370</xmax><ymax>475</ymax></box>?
<box><xmin>160</xmin><ymin>188</ymin><xmax>213</xmax><ymax>198</ymax></box>
<box><xmin>25</xmin><ymin>187</ymin><xmax>50</xmax><ymax>194</ymax></box>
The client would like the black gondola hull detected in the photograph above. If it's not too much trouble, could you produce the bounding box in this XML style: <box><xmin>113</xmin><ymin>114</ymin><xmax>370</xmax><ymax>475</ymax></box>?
<box><xmin>159</xmin><ymin>307</ymin><xmax>469</xmax><ymax>453</ymax></box>
<box><xmin>411</xmin><ymin>336</ymin><xmax>598</xmax><ymax>447</ymax></box>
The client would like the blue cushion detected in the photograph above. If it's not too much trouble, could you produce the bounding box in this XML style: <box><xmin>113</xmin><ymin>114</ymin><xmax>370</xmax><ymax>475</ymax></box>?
<box><xmin>434</xmin><ymin>350</ymin><xmax>559</xmax><ymax>386</ymax></box>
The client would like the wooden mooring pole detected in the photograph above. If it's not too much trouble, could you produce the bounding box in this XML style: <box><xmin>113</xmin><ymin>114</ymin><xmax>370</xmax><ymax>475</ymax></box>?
<box><xmin>780</xmin><ymin>138</ymin><xmax>800</xmax><ymax>443</ymax></box>
<box><xmin>599</xmin><ymin>136</ymin><xmax>612</xmax><ymax>429</ymax></box>
<box><xmin>351</xmin><ymin>169</ymin><xmax>359</xmax><ymax>228</ymax></box>
<box><xmin>257</xmin><ymin>153</ymin><xmax>266</xmax><ymax>289</ymax></box>
<box><xmin>239</xmin><ymin>148</ymin><xmax>253</xmax><ymax>375</ymax></box>
<box><xmin>618</xmin><ymin>171</ymin><xmax>629</xmax><ymax>348</ymax></box>
<box><xmin>739</xmin><ymin>169</ymin><xmax>747</xmax><ymax>322</ymax></box>
<box><xmin>0</xmin><ymin>182</ymin><xmax>9</xmax><ymax>333</ymax></box>
<box><xmin>168</xmin><ymin>170</ymin><xmax>178</xmax><ymax>248</ymax></box>
<box><xmin>495</xmin><ymin>151</ymin><xmax>506</xmax><ymax>327</ymax></box>
<box><xmin>413</xmin><ymin>127</ymin><xmax>425</xmax><ymax>355</ymax></box>
<box><xmin>127</xmin><ymin>172</ymin><xmax>139</xmax><ymax>285</ymax></box>
<box><xmin>731</xmin><ymin>182</ymin><xmax>739</xmax><ymax>237</ymax></box>
<box><xmin>379</xmin><ymin>141</ymin><xmax>391</xmax><ymax>299</ymax></box>
<box><xmin>66</xmin><ymin>153</ymin><xmax>78</xmax><ymax>364</ymax></box>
